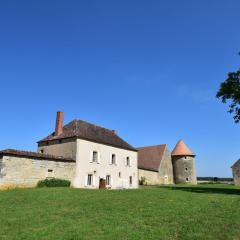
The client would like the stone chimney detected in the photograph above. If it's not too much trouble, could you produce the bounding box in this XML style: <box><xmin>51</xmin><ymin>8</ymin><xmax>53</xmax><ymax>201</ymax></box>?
<box><xmin>55</xmin><ymin>111</ymin><xmax>64</xmax><ymax>136</ymax></box>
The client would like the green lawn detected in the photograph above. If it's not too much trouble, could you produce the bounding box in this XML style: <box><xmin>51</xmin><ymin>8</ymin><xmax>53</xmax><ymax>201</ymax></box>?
<box><xmin>0</xmin><ymin>184</ymin><xmax>240</xmax><ymax>240</ymax></box>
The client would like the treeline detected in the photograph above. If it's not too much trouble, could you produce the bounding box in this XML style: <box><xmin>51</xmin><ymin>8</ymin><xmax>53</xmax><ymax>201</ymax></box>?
<box><xmin>197</xmin><ymin>177</ymin><xmax>233</xmax><ymax>182</ymax></box>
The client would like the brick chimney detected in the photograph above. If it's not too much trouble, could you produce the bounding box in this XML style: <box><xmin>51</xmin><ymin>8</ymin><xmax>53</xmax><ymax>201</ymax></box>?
<box><xmin>112</xmin><ymin>130</ymin><xmax>117</xmax><ymax>135</ymax></box>
<box><xmin>55</xmin><ymin>111</ymin><xmax>64</xmax><ymax>136</ymax></box>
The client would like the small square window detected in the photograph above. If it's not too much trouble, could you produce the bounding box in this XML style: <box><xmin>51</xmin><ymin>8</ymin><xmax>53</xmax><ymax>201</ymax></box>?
<box><xmin>48</xmin><ymin>169</ymin><xmax>53</xmax><ymax>173</ymax></box>
<box><xmin>186</xmin><ymin>177</ymin><xmax>189</xmax><ymax>182</ymax></box>
<box><xmin>118</xmin><ymin>172</ymin><xmax>121</xmax><ymax>178</ymax></box>
<box><xmin>185</xmin><ymin>167</ymin><xmax>188</xmax><ymax>171</ymax></box>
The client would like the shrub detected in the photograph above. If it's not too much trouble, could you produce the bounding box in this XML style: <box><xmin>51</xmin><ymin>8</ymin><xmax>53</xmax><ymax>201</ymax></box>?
<box><xmin>139</xmin><ymin>177</ymin><xmax>146</xmax><ymax>185</ymax></box>
<box><xmin>37</xmin><ymin>178</ymin><xmax>71</xmax><ymax>188</ymax></box>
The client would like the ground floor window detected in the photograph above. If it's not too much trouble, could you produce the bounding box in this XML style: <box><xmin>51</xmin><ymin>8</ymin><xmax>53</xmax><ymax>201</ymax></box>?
<box><xmin>87</xmin><ymin>174</ymin><xmax>93</xmax><ymax>186</ymax></box>
<box><xmin>106</xmin><ymin>175</ymin><xmax>111</xmax><ymax>186</ymax></box>
<box><xmin>129</xmin><ymin>176</ymin><xmax>132</xmax><ymax>185</ymax></box>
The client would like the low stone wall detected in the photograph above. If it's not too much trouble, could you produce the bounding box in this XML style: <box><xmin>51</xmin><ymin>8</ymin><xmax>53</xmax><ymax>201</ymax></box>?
<box><xmin>0</xmin><ymin>155</ymin><xmax>76</xmax><ymax>190</ymax></box>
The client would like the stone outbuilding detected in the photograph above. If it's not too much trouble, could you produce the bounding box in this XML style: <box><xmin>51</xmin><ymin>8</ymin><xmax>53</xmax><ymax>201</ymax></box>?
<box><xmin>138</xmin><ymin>144</ymin><xmax>174</xmax><ymax>185</ymax></box>
<box><xmin>171</xmin><ymin>140</ymin><xmax>197</xmax><ymax>184</ymax></box>
<box><xmin>231</xmin><ymin>159</ymin><xmax>240</xmax><ymax>185</ymax></box>
<box><xmin>138</xmin><ymin>140</ymin><xmax>197</xmax><ymax>185</ymax></box>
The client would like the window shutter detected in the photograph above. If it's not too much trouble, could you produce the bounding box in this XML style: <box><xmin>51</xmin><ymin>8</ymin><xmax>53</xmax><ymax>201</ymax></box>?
<box><xmin>109</xmin><ymin>154</ymin><xmax>112</xmax><ymax>165</ymax></box>
<box><xmin>90</xmin><ymin>151</ymin><xmax>93</xmax><ymax>163</ymax></box>
<box><xmin>98</xmin><ymin>152</ymin><xmax>101</xmax><ymax>164</ymax></box>
<box><xmin>93</xmin><ymin>176</ymin><xmax>96</xmax><ymax>186</ymax></box>
<box><xmin>110</xmin><ymin>176</ymin><xmax>113</xmax><ymax>187</ymax></box>
<box><xmin>85</xmin><ymin>175</ymin><xmax>88</xmax><ymax>186</ymax></box>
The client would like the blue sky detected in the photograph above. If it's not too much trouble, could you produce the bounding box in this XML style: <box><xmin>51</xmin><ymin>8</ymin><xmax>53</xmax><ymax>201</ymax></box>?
<box><xmin>0</xmin><ymin>0</ymin><xmax>239</xmax><ymax>177</ymax></box>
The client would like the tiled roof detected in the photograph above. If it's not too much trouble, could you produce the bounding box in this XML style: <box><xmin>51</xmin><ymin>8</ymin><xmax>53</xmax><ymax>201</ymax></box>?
<box><xmin>38</xmin><ymin>119</ymin><xmax>137</xmax><ymax>151</ymax></box>
<box><xmin>231</xmin><ymin>159</ymin><xmax>240</xmax><ymax>168</ymax></box>
<box><xmin>0</xmin><ymin>149</ymin><xmax>75</xmax><ymax>162</ymax></box>
<box><xmin>171</xmin><ymin>140</ymin><xmax>195</xmax><ymax>156</ymax></box>
<box><xmin>137</xmin><ymin>144</ymin><xmax>167</xmax><ymax>172</ymax></box>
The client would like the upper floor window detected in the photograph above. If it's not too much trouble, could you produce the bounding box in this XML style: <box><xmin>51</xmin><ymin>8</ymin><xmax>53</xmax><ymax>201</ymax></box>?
<box><xmin>111</xmin><ymin>154</ymin><xmax>116</xmax><ymax>165</ymax></box>
<box><xmin>126</xmin><ymin>157</ymin><xmax>130</xmax><ymax>166</ymax></box>
<box><xmin>92</xmin><ymin>151</ymin><xmax>98</xmax><ymax>163</ymax></box>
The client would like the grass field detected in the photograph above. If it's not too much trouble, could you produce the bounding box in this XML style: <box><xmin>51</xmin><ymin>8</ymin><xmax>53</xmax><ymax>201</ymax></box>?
<box><xmin>0</xmin><ymin>184</ymin><xmax>240</xmax><ymax>240</ymax></box>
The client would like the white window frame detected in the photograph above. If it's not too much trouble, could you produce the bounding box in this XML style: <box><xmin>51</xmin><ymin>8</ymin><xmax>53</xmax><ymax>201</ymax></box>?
<box><xmin>110</xmin><ymin>154</ymin><xmax>116</xmax><ymax>165</ymax></box>
<box><xmin>87</xmin><ymin>174</ymin><xmax>93</xmax><ymax>186</ymax></box>
<box><xmin>106</xmin><ymin>175</ymin><xmax>111</xmax><ymax>186</ymax></box>
<box><xmin>126</xmin><ymin>156</ymin><xmax>130</xmax><ymax>166</ymax></box>
<box><xmin>91</xmin><ymin>151</ymin><xmax>98</xmax><ymax>163</ymax></box>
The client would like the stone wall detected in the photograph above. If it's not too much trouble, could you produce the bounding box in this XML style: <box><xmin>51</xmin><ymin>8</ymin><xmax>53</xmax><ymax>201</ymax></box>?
<box><xmin>172</xmin><ymin>156</ymin><xmax>197</xmax><ymax>184</ymax></box>
<box><xmin>38</xmin><ymin>138</ymin><xmax>77</xmax><ymax>160</ymax></box>
<box><xmin>138</xmin><ymin>169</ymin><xmax>160</xmax><ymax>185</ymax></box>
<box><xmin>232</xmin><ymin>161</ymin><xmax>240</xmax><ymax>185</ymax></box>
<box><xmin>0</xmin><ymin>155</ymin><xmax>76</xmax><ymax>190</ymax></box>
<box><xmin>158</xmin><ymin>148</ymin><xmax>174</xmax><ymax>184</ymax></box>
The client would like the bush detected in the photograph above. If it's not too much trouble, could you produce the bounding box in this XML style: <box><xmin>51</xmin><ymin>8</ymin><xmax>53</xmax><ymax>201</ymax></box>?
<box><xmin>37</xmin><ymin>178</ymin><xmax>71</xmax><ymax>188</ymax></box>
<box><xmin>139</xmin><ymin>177</ymin><xmax>146</xmax><ymax>185</ymax></box>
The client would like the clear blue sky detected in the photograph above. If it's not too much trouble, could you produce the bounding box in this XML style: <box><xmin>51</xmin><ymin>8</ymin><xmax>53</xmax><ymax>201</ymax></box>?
<box><xmin>0</xmin><ymin>0</ymin><xmax>239</xmax><ymax>177</ymax></box>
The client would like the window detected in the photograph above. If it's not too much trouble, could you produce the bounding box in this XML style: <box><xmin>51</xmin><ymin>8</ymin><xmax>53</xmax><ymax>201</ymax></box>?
<box><xmin>186</xmin><ymin>177</ymin><xmax>189</xmax><ymax>182</ymax></box>
<box><xmin>118</xmin><ymin>172</ymin><xmax>121</xmax><ymax>178</ymax></box>
<box><xmin>184</xmin><ymin>156</ymin><xmax>187</xmax><ymax>160</ymax></box>
<box><xmin>111</xmin><ymin>154</ymin><xmax>116</xmax><ymax>165</ymax></box>
<box><xmin>126</xmin><ymin>157</ymin><xmax>130</xmax><ymax>166</ymax></box>
<box><xmin>106</xmin><ymin>175</ymin><xmax>111</xmax><ymax>186</ymax></box>
<box><xmin>48</xmin><ymin>169</ymin><xmax>53</xmax><ymax>173</ymax></box>
<box><xmin>87</xmin><ymin>174</ymin><xmax>93</xmax><ymax>186</ymax></box>
<box><xmin>129</xmin><ymin>176</ymin><xmax>133</xmax><ymax>185</ymax></box>
<box><xmin>185</xmin><ymin>167</ymin><xmax>188</xmax><ymax>171</ymax></box>
<box><xmin>92</xmin><ymin>151</ymin><xmax>98</xmax><ymax>163</ymax></box>
<box><xmin>40</xmin><ymin>149</ymin><xmax>44</xmax><ymax>153</ymax></box>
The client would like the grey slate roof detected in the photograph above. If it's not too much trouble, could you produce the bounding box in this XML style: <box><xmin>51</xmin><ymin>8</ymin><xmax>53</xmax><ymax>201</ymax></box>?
<box><xmin>38</xmin><ymin>119</ymin><xmax>137</xmax><ymax>152</ymax></box>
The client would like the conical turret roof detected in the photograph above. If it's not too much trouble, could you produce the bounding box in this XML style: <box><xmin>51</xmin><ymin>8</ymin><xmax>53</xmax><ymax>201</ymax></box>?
<box><xmin>171</xmin><ymin>140</ymin><xmax>195</xmax><ymax>156</ymax></box>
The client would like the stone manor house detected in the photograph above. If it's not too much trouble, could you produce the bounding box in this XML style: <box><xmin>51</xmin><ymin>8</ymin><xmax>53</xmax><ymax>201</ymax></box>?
<box><xmin>0</xmin><ymin>112</ymin><xmax>197</xmax><ymax>189</ymax></box>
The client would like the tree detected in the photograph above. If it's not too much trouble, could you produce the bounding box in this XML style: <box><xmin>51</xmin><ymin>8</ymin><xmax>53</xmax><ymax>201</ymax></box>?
<box><xmin>216</xmin><ymin>61</ymin><xmax>240</xmax><ymax>123</ymax></box>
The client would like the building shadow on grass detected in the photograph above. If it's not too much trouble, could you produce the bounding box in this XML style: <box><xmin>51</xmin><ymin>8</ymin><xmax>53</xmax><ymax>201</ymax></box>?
<box><xmin>158</xmin><ymin>185</ymin><xmax>240</xmax><ymax>196</ymax></box>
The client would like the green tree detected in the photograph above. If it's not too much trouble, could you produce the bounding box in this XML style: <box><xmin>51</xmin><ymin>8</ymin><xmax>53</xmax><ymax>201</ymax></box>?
<box><xmin>216</xmin><ymin>60</ymin><xmax>240</xmax><ymax>123</ymax></box>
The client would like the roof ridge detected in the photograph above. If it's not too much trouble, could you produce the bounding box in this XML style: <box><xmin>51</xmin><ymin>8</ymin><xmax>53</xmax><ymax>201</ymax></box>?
<box><xmin>137</xmin><ymin>144</ymin><xmax>167</xmax><ymax>149</ymax></box>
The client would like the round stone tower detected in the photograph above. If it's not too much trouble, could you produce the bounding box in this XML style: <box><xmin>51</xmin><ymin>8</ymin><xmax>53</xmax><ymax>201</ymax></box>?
<box><xmin>171</xmin><ymin>140</ymin><xmax>197</xmax><ymax>184</ymax></box>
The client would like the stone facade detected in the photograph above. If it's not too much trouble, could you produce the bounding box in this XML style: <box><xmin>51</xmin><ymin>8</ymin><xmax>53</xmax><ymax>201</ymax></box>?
<box><xmin>38</xmin><ymin>138</ymin><xmax>77</xmax><ymax>160</ymax></box>
<box><xmin>232</xmin><ymin>160</ymin><xmax>240</xmax><ymax>185</ymax></box>
<box><xmin>172</xmin><ymin>156</ymin><xmax>197</xmax><ymax>184</ymax></box>
<box><xmin>0</xmin><ymin>155</ymin><xmax>76</xmax><ymax>190</ymax></box>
